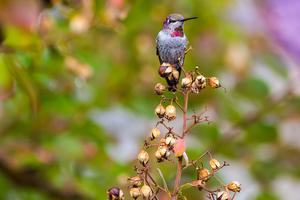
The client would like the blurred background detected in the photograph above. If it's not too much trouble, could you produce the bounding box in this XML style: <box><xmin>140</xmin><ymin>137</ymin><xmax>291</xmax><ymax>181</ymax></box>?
<box><xmin>0</xmin><ymin>0</ymin><xmax>300</xmax><ymax>199</ymax></box>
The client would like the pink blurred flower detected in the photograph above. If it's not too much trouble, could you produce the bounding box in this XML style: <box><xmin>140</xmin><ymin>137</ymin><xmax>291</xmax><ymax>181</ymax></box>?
<box><xmin>0</xmin><ymin>0</ymin><xmax>41</xmax><ymax>31</ymax></box>
<box><xmin>174</xmin><ymin>139</ymin><xmax>186</xmax><ymax>157</ymax></box>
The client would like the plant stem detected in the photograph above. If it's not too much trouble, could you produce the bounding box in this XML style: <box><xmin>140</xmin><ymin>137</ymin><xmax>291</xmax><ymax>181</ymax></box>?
<box><xmin>182</xmin><ymin>90</ymin><xmax>188</xmax><ymax>137</ymax></box>
<box><xmin>173</xmin><ymin>156</ymin><xmax>183</xmax><ymax>197</ymax></box>
<box><xmin>172</xmin><ymin>89</ymin><xmax>189</xmax><ymax>198</ymax></box>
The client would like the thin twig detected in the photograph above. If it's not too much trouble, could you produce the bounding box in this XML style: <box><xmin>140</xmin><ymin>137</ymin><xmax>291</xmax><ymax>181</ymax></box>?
<box><xmin>145</xmin><ymin>172</ymin><xmax>159</xmax><ymax>200</ymax></box>
<box><xmin>184</xmin><ymin>118</ymin><xmax>212</xmax><ymax>136</ymax></box>
<box><xmin>147</xmin><ymin>172</ymin><xmax>167</xmax><ymax>192</ymax></box>
<box><xmin>182</xmin><ymin>89</ymin><xmax>189</xmax><ymax>136</ymax></box>
<box><xmin>157</xmin><ymin>168</ymin><xmax>169</xmax><ymax>193</ymax></box>
<box><xmin>173</xmin><ymin>100</ymin><xmax>184</xmax><ymax>112</ymax></box>
<box><xmin>173</xmin><ymin>157</ymin><xmax>183</xmax><ymax>196</ymax></box>
<box><xmin>158</xmin><ymin>120</ymin><xmax>182</xmax><ymax>139</ymax></box>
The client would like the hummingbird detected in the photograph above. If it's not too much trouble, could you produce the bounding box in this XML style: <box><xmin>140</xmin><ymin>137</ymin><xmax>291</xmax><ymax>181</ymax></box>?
<box><xmin>156</xmin><ymin>14</ymin><xmax>197</xmax><ymax>90</ymax></box>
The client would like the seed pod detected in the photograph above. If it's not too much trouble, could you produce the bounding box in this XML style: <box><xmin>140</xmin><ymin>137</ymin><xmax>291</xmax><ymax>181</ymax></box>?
<box><xmin>155</xmin><ymin>149</ymin><xmax>163</xmax><ymax>162</ymax></box>
<box><xmin>198</xmin><ymin>81</ymin><xmax>206</xmax><ymax>89</ymax></box>
<box><xmin>129</xmin><ymin>176</ymin><xmax>142</xmax><ymax>187</ymax></box>
<box><xmin>166</xmin><ymin>136</ymin><xmax>176</xmax><ymax>146</ymax></box>
<box><xmin>141</xmin><ymin>184</ymin><xmax>152</xmax><ymax>199</ymax></box>
<box><xmin>138</xmin><ymin>149</ymin><xmax>149</xmax><ymax>166</ymax></box>
<box><xmin>107</xmin><ymin>187</ymin><xmax>125</xmax><ymax>200</ymax></box>
<box><xmin>158</xmin><ymin>145</ymin><xmax>168</xmax><ymax>157</ymax></box>
<box><xmin>208</xmin><ymin>77</ymin><xmax>221</xmax><ymax>88</ymax></box>
<box><xmin>181</xmin><ymin>76</ymin><xmax>193</xmax><ymax>88</ymax></box>
<box><xmin>200</xmin><ymin>168</ymin><xmax>211</xmax><ymax>182</ymax></box>
<box><xmin>155</xmin><ymin>104</ymin><xmax>165</xmax><ymax>118</ymax></box>
<box><xmin>195</xmin><ymin>75</ymin><xmax>206</xmax><ymax>87</ymax></box>
<box><xmin>190</xmin><ymin>82</ymin><xmax>200</xmax><ymax>94</ymax></box>
<box><xmin>150</xmin><ymin>127</ymin><xmax>161</xmax><ymax>140</ymax></box>
<box><xmin>165</xmin><ymin>105</ymin><xmax>176</xmax><ymax>121</ymax></box>
<box><xmin>217</xmin><ymin>191</ymin><xmax>230</xmax><ymax>200</ymax></box>
<box><xmin>227</xmin><ymin>181</ymin><xmax>241</xmax><ymax>192</ymax></box>
<box><xmin>159</xmin><ymin>138</ymin><xmax>166</xmax><ymax>145</ymax></box>
<box><xmin>158</xmin><ymin>63</ymin><xmax>172</xmax><ymax>77</ymax></box>
<box><xmin>165</xmin><ymin>150</ymin><xmax>171</xmax><ymax>158</ymax></box>
<box><xmin>171</xmin><ymin>68</ymin><xmax>180</xmax><ymax>81</ymax></box>
<box><xmin>130</xmin><ymin>187</ymin><xmax>141</xmax><ymax>199</ymax></box>
<box><xmin>209</xmin><ymin>158</ymin><xmax>221</xmax><ymax>170</ymax></box>
<box><xmin>154</xmin><ymin>83</ymin><xmax>166</xmax><ymax>95</ymax></box>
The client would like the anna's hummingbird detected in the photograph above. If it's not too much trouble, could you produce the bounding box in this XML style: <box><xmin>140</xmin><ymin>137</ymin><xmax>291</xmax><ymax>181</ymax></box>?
<box><xmin>156</xmin><ymin>13</ymin><xmax>197</xmax><ymax>90</ymax></box>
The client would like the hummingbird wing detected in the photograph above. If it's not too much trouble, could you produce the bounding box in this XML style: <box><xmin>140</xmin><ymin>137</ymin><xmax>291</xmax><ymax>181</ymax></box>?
<box><xmin>156</xmin><ymin>39</ymin><xmax>163</xmax><ymax>64</ymax></box>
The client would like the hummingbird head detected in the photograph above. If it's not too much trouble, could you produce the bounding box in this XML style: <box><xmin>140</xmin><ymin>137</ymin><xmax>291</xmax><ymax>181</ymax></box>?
<box><xmin>163</xmin><ymin>14</ymin><xmax>197</xmax><ymax>36</ymax></box>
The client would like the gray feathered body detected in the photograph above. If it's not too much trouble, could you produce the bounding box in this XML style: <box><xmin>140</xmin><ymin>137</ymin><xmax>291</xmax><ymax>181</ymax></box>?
<box><xmin>156</xmin><ymin>30</ymin><xmax>188</xmax><ymax>66</ymax></box>
<box><xmin>156</xmin><ymin>14</ymin><xmax>189</xmax><ymax>89</ymax></box>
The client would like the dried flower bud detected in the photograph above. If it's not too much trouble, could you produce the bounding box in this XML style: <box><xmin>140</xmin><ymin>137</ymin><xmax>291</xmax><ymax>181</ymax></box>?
<box><xmin>198</xmin><ymin>81</ymin><xmax>206</xmax><ymax>89</ymax></box>
<box><xmin>195</xmin><ymin>75</ymin><xmax>206</xmax><ymax>86</ymax></box>
<box><xmin>158</xmin><ymin>63</ymin><xmax>172</xmax><ymax>77</ymax></box>
<box><xmin>181</xmin><ymin>76</ymin><xmax>193</xmax><ymax>88</ymax></box>
<box><xmin>200</xmin><ymin>168</ymin><xmax>211</xmax><ymax>182</ymax></box>
<box><xmin>165</xmin><ymin>150</ymin><xmax>171</xmax><ymax>158</ymax></box>
<box><xmin>209</xmin><ymin>158</ymin><xmax>221</xmax><ymax>170</ymax></box>
<box><xmin>154</xmin><ymin>83</ymin><xmax>166</xmax><ymax>95</ymax></box>
<box><xmin>107</xmin><ymin>187</ymin><xmax>125</xmax><ymax>200</ymax></box>
<box><xmin>166</xmin><ymin>136</ymin><xmax>176</xmax><ymax>146</ymax></box>
<box><xmin>129</xmin><ymin>176</ymin><xmax>142</xmax><ymax>187</ymax></box>
<box><xmin>158</xmin><ymin>145</ymin><xmax>168</xmax><ymax>157</ymax></box>
<box><xmin>208</xmin><ymin>77</ymin><xmax>221</xmax><ymax>88</ymax></box>
<box><xmin>155</xmin><ymin>104</ymin><xmax>165</xmax><ymax>118</ymax></box>
<box><xmin>155</xmin><ymin>149</ymin><xmax>163</xmax><ymax>161</ymax></box>
<box><xmin>130</xmin><ymin>187</ymin><xmax>141</xmax><ymax>199</ymax></box>
<box><xmin>159</xmin><ymin>138</ymin><xmax>166</xmax><ymax>145</ymax></box>
<box><xmin>217</xmin><ymin>191</ymin><xmax>230</xmax><ymax>200</ymax></box>
<box><xmin>227</xmin><ymin>181</ymin><xmax>241</xmax><ymax>192</ymax></box>
<box><xmin>165</xmin><ymin>105</ymin><xmax>176</xmax><ymax>121</ymax></box>
<box><xmin>150</xmin><ymin>127</ymin><xmax>161</xmax><ymax>140</ymax></box>
<box><xmin>193</xmin><ymin>75</ymin><xmax>206</xmax><ymax>90</ymax></box>
<box><xmin>138</xmin><ymin>149</ymin><xmax>149</xmax><ymax>166</ymax></box>
<box><xmin>141</xmin><ymin>184</ymin><xmax>152</xmax><ymax>199</ymax></box>
<box><xmin>171</xmin><ymin>68</ymin><xmax>180</xmax><ymax>81</ymax></box>
<box><xmin>191</xmin><ymin>82</ymin><xmax>200</xmax><ymax>94</ymax></box>
<box><xmin>165</xmin><ymin>66</ymin><xmax>173</xmax><ymax>74</ymax></box>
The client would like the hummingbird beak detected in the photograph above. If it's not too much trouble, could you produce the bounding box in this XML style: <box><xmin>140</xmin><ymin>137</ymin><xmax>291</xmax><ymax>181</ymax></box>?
<box><xmin>179</xmin><ymin>17</ymin><xmax>198</xmax><ymax>22</ymax></box>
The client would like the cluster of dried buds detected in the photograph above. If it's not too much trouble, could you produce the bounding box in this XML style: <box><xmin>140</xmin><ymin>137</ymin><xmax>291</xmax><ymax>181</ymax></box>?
<box><xmin>158</xmin><ymin>63</ymin><xmax>180</xmax><ymax>85</ymax></box>
<box><xmin>195</xmin><ymin>157</ymin><xmax>242</xmax><ymax>200</ymax></box>
<box><xmin>128</xmin><ymin>176</ymin><xmax>154</xmax><ymax>199</ymax></box>
<box><xmin>153</xmin><ymin>133</ymin><xmax>176</xmax><ymax>162</ymax></box>
<box><xmin>108</xmin><ymin>50</ymin><xmax>240</xmax><ymax>200</ymax></box>
<box><xmin>158</xmin><ymin>63</ymin><xmax>221</xmax><ymax>94</ymax></box>
<box><xmin>154</xmin><ymin>103</ymin><xmax>176</xmax><ymax>121</ymax></box>
<box><xmin>107</xmin><ymin>187</ymin><xmax>125</xmax><ymax>200</ymax></box>
<box><xmin>181</xmin><ymin>71</ymin><xmax>220</xmax><ymax>94</ymax></box>
<box><xmin>128</xmin><ymin>176</ymin><xmax>153</xmax><ymax>199</ymax></box>
<box><xmin>215</xmin><ymin>180</ymin><xmax>241</xmax><ymax>200</ymax></box>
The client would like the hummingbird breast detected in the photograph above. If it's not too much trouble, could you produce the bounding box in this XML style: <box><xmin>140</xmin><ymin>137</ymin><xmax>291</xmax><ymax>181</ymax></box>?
<box><xmin>156</xmin><ymin>30</ymin><xmax>188</xmax><ymax>65</ymax></box>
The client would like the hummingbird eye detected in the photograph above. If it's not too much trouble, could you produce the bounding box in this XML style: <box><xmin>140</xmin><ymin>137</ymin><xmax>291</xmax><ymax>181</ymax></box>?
<box><xmin>168</xmin><ymin>18</ymin><xmax>176</xmax><ymax>24</ymax></box>
<box><xmin>165</xmin><ymin>18</ymin><xmax>176</xmax><ymax>24</ymax></box>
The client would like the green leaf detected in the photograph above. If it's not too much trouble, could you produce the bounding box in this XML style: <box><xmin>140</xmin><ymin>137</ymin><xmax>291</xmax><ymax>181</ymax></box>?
<box><xmin>237</xmin><ymin>78</ymin><xmax>270</xmax><ymax>100</ymax></box>
<box><xmin>245</xmin><ymin>122</ymin><xmax>278</xmax><ymax>143</ymax></box>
